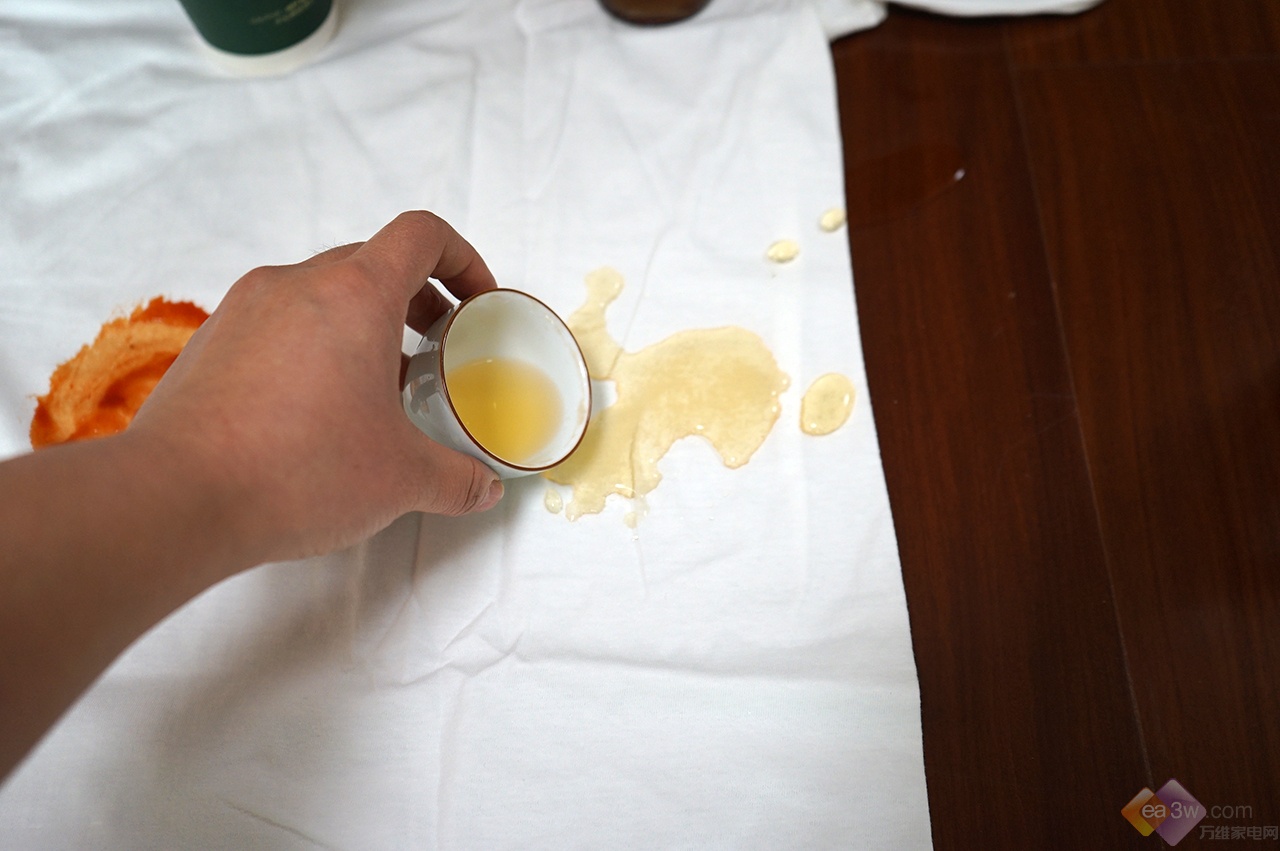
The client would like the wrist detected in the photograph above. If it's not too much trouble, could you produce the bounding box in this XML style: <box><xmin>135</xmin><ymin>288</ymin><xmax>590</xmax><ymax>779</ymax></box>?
<box><xmin>0</xmin><ymin>420</ymin><xmax>259</xmax><ymax>779</ymax></box>
<box><xmin>110</xmin><ymin>425</ymin><xmax>263</xmax><ymax>586</ymax></box>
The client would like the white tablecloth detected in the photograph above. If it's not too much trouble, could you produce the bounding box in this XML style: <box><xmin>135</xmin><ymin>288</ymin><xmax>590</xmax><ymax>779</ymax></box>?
<box><xmin>0</xmin><ymin>0</ymin><xmax>1095</xmax><ymax>846</ymax></box>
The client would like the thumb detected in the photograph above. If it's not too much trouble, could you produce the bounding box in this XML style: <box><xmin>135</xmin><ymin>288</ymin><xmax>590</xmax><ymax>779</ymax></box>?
<box><xmin>408</xmin><ymin>438</ymin><xmax>504</xmax><ymax>516</ymax></box>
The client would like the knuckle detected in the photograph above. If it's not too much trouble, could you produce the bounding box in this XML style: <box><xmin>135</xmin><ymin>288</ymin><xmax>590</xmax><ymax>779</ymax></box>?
<box><xmin>308</xmin><ymin>260</ymin><xmax>385</xmax><ymax>314</ymax></box>
<box><xmin>326</xmin><ymin>259</ymin><xmax>376</xmax><ymax>293</ymax></box>
<box><xmin>234</xmin><ymin>264</ymin><xmax>284</xmax><ymax>292</ymax></box>
<box><xmin>399</xmin><ymin>209</ymin><xmax>443</xmax><ymax>232</ymax></box>
<box><xmin>397</xmin><ymin>210</ymin><xmax>453</xmax><ymax>248</ymax></box>
<box><xmin>437</xmin><ymin>463</ymin><xmax>490</xmax><ymax>517</ymax></box>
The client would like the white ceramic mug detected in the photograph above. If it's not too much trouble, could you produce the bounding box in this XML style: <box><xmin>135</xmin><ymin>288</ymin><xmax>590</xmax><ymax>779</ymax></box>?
<box><xmin>402</xmin><ymin>289</ymin><xmax>591</xmax><ymax>479</ymax></box>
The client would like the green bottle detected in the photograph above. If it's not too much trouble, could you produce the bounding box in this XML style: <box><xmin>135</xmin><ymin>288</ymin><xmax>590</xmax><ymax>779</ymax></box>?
<box><xmin>177</xmin><ymin>0</ymin><xmax>337</xmax><ymax>75</ymax></box>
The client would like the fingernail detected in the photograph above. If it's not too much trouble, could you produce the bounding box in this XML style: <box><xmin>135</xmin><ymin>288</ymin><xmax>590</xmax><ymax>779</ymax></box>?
<box><xmin>478</xmin><ymin>479</ymin><xmax>504</xmax><ymax>512</ymax></box>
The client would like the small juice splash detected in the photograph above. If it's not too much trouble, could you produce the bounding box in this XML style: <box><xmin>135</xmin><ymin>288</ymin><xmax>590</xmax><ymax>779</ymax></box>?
<box><xmin>800</xmin><ymin>373</ymin><xmax>855</xmax><ymax>435</ymax></box>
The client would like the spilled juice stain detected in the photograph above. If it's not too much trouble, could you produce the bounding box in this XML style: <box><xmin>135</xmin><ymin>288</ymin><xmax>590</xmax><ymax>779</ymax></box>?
<box><xmin>800</xmin><ymin>373</ymin><xmax>855</xmax><ymax>435</ymax></box>
<box><xmin>765</xmin><ymin>238</ymin><xmax>800</xmax><ymax>264</ymax></box>
<box><xmin>544</xmin><ymin>267</ymin><xmax>789</xmax><ymax>520</ymax></box>
<box><xmin>818</xmin><ymin>207</ymin><xmax>847</xmax><ymax>232</ymax></box>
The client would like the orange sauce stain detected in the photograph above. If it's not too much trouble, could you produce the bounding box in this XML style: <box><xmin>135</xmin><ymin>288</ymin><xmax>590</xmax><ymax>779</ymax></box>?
<box><xmin>30</xmin><ymin>297</ymin><xmax>208</xmax><ymax>448</ymax></box>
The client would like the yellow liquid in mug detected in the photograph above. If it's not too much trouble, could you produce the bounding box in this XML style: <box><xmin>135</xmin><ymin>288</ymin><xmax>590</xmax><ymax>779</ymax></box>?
<box><xmin>446</xmin><ymin>357</ymin><xmax>563</xmax><ymax>465</ymax></box>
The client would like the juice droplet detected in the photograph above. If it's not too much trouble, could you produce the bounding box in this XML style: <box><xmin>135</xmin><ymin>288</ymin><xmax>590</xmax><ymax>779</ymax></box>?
<box><xmin>543</xmin><ymin>487</ymin><xmax>564</xmax><ymax>514</ymax></box>
<box><xmin>818</xmin><ymin>207</ymin><xmax>847</xmax><ymax>232</ymax></box>
<box><xmin>800</xmin><ymin>373</ymin><xmax>855</xmax><ymax>436</ymax></box>
<box><xmin>545</xmin><ymin>268</ymin><xmax>790</xmax><ymax>520</ymax></box>
<box><xmin>765</xmin><ymin>239</ymin><xmax>800</xmax><ymax>264</ymax></box>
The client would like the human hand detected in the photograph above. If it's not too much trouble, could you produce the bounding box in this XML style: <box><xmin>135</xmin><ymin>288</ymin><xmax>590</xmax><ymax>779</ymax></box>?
<box><xmin>129</xmin><ymin>211</ymin><xmax>504</xmax><ymax>566</ymax></box>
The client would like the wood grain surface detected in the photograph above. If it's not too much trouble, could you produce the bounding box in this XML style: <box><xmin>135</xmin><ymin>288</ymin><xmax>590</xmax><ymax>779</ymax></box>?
<box><xmin>832</xmin><ymin>0</ymin><xmax>1280</xmax><ymax>846</ymax></box>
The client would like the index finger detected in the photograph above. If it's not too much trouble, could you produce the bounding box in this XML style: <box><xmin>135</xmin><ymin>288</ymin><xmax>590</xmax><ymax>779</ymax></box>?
<box><xmin>349</xmin><ymin>211</ymin><xmax>497</xmax><ymax>304</ymax></box>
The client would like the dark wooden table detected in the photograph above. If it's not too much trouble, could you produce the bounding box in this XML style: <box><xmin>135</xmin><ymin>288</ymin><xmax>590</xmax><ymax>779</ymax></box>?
<box><xmin>831</xmin><ymin>1</ymin><xmax>1280</xmax><ymax>847</ymax></box>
